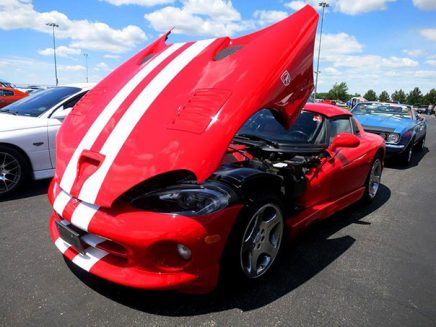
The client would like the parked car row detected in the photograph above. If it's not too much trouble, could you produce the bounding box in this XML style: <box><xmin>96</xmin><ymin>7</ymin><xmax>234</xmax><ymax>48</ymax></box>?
<box><xmin>415</xmin><ymin>105</ymin><xmax>435</xmax><ymax>115</ymax></box>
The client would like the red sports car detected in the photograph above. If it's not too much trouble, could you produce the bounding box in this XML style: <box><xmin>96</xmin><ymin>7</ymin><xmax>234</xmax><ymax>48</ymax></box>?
<box><xmin>48</xmin><ymin>6</ymin><xmax>385</xmax><ymax>294</ymax></box>
<box><xmin>0</xmin><ymin>87</ymin><xmax>28</xmax><ymax>108</ymax></box>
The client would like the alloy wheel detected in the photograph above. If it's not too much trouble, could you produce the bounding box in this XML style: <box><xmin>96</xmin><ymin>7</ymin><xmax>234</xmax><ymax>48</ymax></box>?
<box><xmin>368</xmin><ymin>159</ymin><xmax>382</xmax><ymax>199</ymax></box>
<box><xmin>240</xmin><ymin>203</ymin><xmax>283</xmax><ymax>278</ymax></box>
<box><xmin>0</xmin><ymin>152</ymin><xmax>21</xmax><ymax>195</ymax></box>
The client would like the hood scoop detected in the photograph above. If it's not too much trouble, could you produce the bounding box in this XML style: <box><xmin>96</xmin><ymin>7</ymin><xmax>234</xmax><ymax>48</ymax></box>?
<box><xmin>70</xmin><ymin>150</ymin><xmax>106</xmax><ymax>197</ymax></box>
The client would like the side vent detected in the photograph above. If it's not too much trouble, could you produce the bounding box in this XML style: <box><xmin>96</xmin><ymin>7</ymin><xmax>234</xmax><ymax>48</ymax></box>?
<box><xmin>168</xmin><ymin>89</ymin><xmax>232</xmax><ymax>134</ymax></box>
<box><xmin>214</xmin><ymin>45</ymin><xmax>243</xmax><ymax>61</ymax></box>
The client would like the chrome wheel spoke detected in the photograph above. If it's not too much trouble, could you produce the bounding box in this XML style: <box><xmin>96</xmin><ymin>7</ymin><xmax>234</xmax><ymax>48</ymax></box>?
<box><xmin>261</xmin><ymin>214</ymin><xmax>280</xmax><ymax>233</ymax></box>
<box><xmin>247</xmin><ymin>249</ymin><xmax>261</xmax><ymax>276</ymax></box>
<box><xmin>1</xmin><ymin>179</ymin><xmax>9</xmax><ymax>192</ymax></box>
<box><xmin>261</xmin><ymin>239</ymin><xmax>276</xmax><ymax>258</ymax></box>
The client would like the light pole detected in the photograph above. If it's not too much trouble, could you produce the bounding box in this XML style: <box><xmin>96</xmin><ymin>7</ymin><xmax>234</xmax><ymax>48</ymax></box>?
<box><xmin>314</xmin><ymin>2</ymin><xmax>329</xmax><ymax>100</ymax></box>
<box><xmin>83</xmin><ymin>53</ymin><xmax>89</xmax><ymax>83</ymax></box>
<box><xmin>46</xmin><ymin>23</ymin><xmax>59</xmax><ymax>86</ymax></box>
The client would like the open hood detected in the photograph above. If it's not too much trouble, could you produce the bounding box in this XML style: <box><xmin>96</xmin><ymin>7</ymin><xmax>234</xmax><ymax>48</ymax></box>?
<box><xmin>56</xmin><ymin>6</ymin><xmax>318</xmax><ymax>207</ymax></box>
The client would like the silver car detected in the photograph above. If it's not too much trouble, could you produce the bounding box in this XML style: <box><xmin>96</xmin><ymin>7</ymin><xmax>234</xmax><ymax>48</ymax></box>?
<box><xmin>0</xmin><ymin>84</ymin><xmax>93</xmax><ymax>196</ymax></box>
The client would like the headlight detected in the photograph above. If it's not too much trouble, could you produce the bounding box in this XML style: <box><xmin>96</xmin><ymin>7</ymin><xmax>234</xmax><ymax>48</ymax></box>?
<box><xmin>386</xmin><ymin>133</ymin><xmax>400</xmax><ymax>144</ymax></box>
<box><xmin>130</xmin><ymin>185</ymin><xmax>231</xmax><ymax>216</ymax></box>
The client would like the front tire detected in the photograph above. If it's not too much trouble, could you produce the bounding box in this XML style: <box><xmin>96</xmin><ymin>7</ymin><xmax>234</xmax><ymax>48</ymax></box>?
<box><xmin>400</xmin><ymin>142</ymin><xmax>414</xmax><ymax>166</ymax></box>
<box><xmin>416</xmin><ymin>134</ymin><xmax>426</xmax><ymax>152</ymax></box>
<box><xmin>222</xmin><ymin>194</ymin><xmax>285</xmax><ymax>283</ymax></box>
<box><xmin>0</xmin><ymin>146</ymin><xmax>29</xmax><ymax>197</ymax></box>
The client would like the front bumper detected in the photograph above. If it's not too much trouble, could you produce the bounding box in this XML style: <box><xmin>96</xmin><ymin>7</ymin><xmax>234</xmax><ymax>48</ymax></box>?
<box><xmin>48</xmin><ymin>179</ymin><xmax>242</xmax><ymax>293</ymax></box>
<box><xmin>385</xmin><ymin>143</ymin><xmax>406</xmax><ymax>157</ymax></box>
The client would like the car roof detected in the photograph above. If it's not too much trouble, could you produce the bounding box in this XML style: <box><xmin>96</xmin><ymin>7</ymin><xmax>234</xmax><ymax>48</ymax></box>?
<box><xmin>303</xmin><ymin>103</ymin><xmax>352</xmax><ymax>118</ymax></box>
<box><xmin>0</xmin><ymin>87</ymin><xmax>21</xmax><ymax>92</ymax></box>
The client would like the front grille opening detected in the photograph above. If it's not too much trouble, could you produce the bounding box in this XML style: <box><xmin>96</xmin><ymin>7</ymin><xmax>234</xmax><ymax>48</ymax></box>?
<box><xmin>57</xmin><ymin>218</ymin><xmax>128</xmax><ymax>264</ymax></box>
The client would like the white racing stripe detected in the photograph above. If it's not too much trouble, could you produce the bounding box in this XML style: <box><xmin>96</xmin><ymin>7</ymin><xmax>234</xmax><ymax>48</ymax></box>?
<box><xmin>70</xmin><ymin>201</ymin><xmax>99</xmax><ymax>231</ymax></box>
<box><xmin>59</xmin><ymin>42</ymin><xmax>186</xmax><ymax>193</ymax></box>
<box><xmin>79</xmin><ymin>39</ymin><xmax>216</xmax><ymax>203</ymax></box>
<box><xmin>54</xmin><ymin>236</ymin><xmax>108</xmax><ymax>272</ymax></box>
<box><xmin>72</xmin><ymin>247</ymin><xmax>108</xmax><ymax>272</ymax></box>
<box><xmin>53</xmin><ymin>190</ymin><xmax>72</xmax><ymax>216</ymax></box>
<box><xmin>54</xmin><ymin>237</ymin><xmax>71</xmax><ymax>254</ymax></box>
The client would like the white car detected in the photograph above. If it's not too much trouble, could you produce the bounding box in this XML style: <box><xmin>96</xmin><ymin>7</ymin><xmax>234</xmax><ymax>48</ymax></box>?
<box><xmin>0</xmin><ymin>83</ymin><xmax>93</xmax><ymax>196</ymax></box>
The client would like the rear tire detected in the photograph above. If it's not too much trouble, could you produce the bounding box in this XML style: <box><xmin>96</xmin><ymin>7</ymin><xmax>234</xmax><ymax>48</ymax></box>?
<box><xmin>0</xmin><ymin>145</ymin><xmax>30</xmax><ymax>197</ymax></box>
<box><xmin>221</xmin><ymin>193</ymin><xmax>285</xmax><ymax>285</ymax></box>
<box><xmin>362</xmin><ymin>155</ymin><xmax>383</xmax><ymax>203</ymax></box>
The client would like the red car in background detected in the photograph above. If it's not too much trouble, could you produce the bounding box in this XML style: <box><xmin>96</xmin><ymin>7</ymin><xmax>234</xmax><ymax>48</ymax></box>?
<box><xmin>0</xmin><ymin>87</ymin><xmax>28</xmax><ymax>108</ymax></box>
<box><xmin>321</xmin><ymin>99</ymin><xmax>336</xmax><ymax>105</ymax></box>
<box><xmin>48</xmin><ymin>6</ymin><xmax>385</xmax><ymax>294</ymax></box>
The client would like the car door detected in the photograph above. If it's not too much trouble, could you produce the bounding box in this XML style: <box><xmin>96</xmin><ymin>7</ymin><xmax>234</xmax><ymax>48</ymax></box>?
<box><xmin>326</xmin><ymin>116</ymin><xmax>370</xmax><ymax>200</ymax></box>
<box><xmin>0</xmin><ymin>89</ymin><xmax>5</xmax><ymax>107</ymax></box>
<box><xmin>47</xmin><ymin>92</ymin><xmax>87</xmax><ymax>168</ymax></box>
<box><xmin>414</xmin><ymin>113</ymin><xmax>426</xmax><ymax>141</ymax></box>
<box><xmin>4</xmin><ymin>90</ymin><xmax>17</xmax><ymax>106</ymax></box>
<box><xmin>0</xmin><ymin>89</ymin><xmax>14</xmax><ymax>107</ymax></box>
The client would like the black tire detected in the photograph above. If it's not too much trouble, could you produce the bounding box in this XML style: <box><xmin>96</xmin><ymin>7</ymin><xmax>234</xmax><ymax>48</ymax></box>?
<box><xmin>0</xmin><ymin>145</ymin><xmax>30</xmax><ymax>197</ymax></box>
<box><xmin>362</xmin><ymin>154</ymin><xmax>383</xmax><ymax>203</ymax></box>
<box><xmin>400</xmin><ymin>141</ymin><xmax>414</xmax><ymax>166</ymax></box>
<box><xmin>221</xmin><ymin>193</ymin><xmax>285</xmax><ymax>285</ymax></box>
<box><xmin>416</xmin><ymin>134</ymin><xmax>426</xmax><ymax>152</ymax></box>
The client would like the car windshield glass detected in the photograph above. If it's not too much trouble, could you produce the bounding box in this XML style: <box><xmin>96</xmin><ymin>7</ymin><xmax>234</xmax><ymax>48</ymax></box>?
<box><xmin>236</xmin><ymin>109</ymin><xmax>325</xmax><ymax>145</ymax></box>
<box><xmin>0</xmin><ymin>87</ymin><xmax>80</xmax><ymax>117</ymax></box>
<box><xmin>353</xmin><ymin>103</ymin><xmax>412</xmax><ymax>119</ymax></box>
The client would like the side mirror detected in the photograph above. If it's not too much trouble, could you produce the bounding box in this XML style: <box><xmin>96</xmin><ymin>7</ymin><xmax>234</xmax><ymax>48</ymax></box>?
<box><xmin>330</xmin><ymin>133</ymin><xmax>360</xmax><ymax>151</ymax></box>
<box><xmin>51</xmin><ymin>107</ymin><xmax>72</xmax><ymax>121</ymax></box>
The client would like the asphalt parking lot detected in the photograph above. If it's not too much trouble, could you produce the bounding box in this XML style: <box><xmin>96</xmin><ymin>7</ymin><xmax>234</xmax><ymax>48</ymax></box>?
<box><xmin>1</xmin><ymin>116</ymin><xmax>436</xmax><ymax>327</ymax></box>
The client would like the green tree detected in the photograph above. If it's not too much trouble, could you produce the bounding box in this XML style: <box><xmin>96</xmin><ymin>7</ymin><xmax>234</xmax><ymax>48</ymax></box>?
<box><xmin>316</xmin><ymin>92</ymin><xmax>329</xmax><ymax>100</ymax></box>
<box><xmin>424</xmin><ymin>89</ymin><xmax>436</xmax><ymax>105</ymax></box>
<box><xmin>378</xmin><ymin>90</ymin><xmax>390</xmax><ymax>102</ymax></box>
<box><xmin>364</xmin><ymin>89</ymin><xmax>377</xmax><ymax>101</ymax></box>
<box><xmin>406</xmin><ymin>87</ymin><xmax>423</xmax><ymax>106</ymax></box>
<box><xmin>326</xmin><ymin>82</ymin><xmax>349</xmax><ymax>102</ymax></box>
<box><xmin>391</xmin><ymin>89</ymin><xmax>406</xmax><ymax>103</ymax></box>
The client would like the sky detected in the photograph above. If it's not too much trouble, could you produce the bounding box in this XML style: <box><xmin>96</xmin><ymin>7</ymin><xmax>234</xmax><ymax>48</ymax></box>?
<box><xmin>0</xmin><ymin>0</ymin><xmax>435</xmax><ymax>95</ymax></box>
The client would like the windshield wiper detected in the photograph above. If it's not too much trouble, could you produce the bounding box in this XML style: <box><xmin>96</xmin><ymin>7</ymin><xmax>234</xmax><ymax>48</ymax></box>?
<box><xmin>0</xmin><ymin>109</ymin><xmax>17</xmax><ymax>115</ymax></box>
<box><xmin>234</xmin><ymin>133</ymin><xmax>280</xmax><ymax>148</ymax></box>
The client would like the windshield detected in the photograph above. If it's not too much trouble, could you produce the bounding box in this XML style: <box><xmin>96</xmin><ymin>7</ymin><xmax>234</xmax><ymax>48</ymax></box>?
<box><xmin>353</xmin><ymin>103</ymin><xmax>413</xmax><ymax>119</ymax></box>
<box><xmin>0</xmin><ymin>87</ymin><xmax>80</xmax><ymax>117</ymax></box>
<box><xmin>237</xmin><ymin>109</ymin><xmax>326</xmax><ymax>145</ymax></box>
